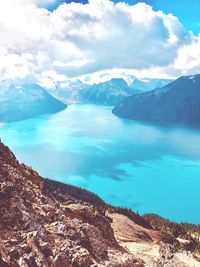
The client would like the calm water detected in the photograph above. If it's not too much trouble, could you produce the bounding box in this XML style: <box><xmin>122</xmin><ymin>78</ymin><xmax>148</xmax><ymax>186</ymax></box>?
<box><xmin>1</xmin><ymin>104</ymin><xmax>200</xmax><ymax>223</ymax></box>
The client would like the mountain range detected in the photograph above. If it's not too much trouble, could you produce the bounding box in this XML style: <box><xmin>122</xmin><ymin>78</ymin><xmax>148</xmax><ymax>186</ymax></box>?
<box><xmin>0</xmin><ymin>77</ymin><xmax>173</xmax><ymax>123</ymax></box>
<box><xmin>51</xmin><ymin>78</ymin><xmax>141</xmax><ymax>106</ymax></box>
<box><xmin>113</xmin><ymin>74</ymin><xmax>200</xmax><ymax>127</ymax></box>
<box><xmin>0</xmin><ymin>83</ymin><xmax>67</xmax><ymax>122</ymax></box>
<box><xmin>1</xmin><ymin>75</ymin><xmax>198</xmax><ymax>128</ymax></box>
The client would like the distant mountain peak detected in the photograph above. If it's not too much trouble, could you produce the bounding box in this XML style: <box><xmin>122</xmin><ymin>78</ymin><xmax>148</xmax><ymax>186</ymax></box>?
<box><xmin>130</xmin><ymin>78</ymin><xmax>173</xmax><ymax>91</ymax></box>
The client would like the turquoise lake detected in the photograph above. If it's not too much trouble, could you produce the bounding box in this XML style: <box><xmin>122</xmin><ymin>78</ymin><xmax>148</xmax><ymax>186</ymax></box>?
<box><xmin>1</xmin><ymin>104</ymin><xmax>200</xmax><ymax>223</ymax></box>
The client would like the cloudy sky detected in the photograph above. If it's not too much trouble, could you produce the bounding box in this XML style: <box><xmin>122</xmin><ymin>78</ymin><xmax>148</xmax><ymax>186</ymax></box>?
<box><xmin>0</xmin><ymin>0</ymin><xmax>200</xmax><ymax>86</ymax></box>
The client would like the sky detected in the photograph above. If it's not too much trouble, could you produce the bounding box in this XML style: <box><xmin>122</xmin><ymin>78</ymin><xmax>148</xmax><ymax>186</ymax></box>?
<box><xmin>0</xmin><ymin>0</ymin><xmax>200</xmax><ymax>86</ymax></box>
<box><xmin>131</xmin><ymin>0</ymin><xmax>200</xmax><ymax>34</ymax></box>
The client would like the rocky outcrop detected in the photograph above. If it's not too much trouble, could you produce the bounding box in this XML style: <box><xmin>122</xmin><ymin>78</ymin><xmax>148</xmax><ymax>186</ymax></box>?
<box><xmin>152</xmin><ymin>243</ymin><xmax>187</xmax><ymax>267</ymax></box>
<box><xmin>0</xmin><ymin>141</ymin><xmax>143</xmax><ymax>266</ymax></box>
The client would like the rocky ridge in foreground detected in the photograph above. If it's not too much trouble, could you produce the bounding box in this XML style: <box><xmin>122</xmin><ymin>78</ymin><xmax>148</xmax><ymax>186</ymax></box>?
<box><xmin>0</xmin><ymin>141</ymin><xmax>143</xmax><ymax>266</ymax></box>
<box><xmin>0</xmin><ymin>141</ymin><xmax>200</xmax><ymax>266</ymax></box>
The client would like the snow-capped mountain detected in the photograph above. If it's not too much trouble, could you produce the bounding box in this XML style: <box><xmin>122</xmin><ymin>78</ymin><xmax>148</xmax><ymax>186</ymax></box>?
<box><xmin>49</xmin><ymin>80</ymin><xmax>91</xmax><ymax>104</ymax></box>
<box><xmin>0</xmin><ymin>83</ymin><xmax>67</xmax><ymax>122</ymax></box>
<box><xmin>51</xmin><ymin>78</ymin><xmax>140</xmax><ymax>106</ymax></box>
<box><xmin>82</xmin><ymin>78</ymin><xmax>140</xmax><ymax>106</ymax></box>
<box><xmin>130</xmin><ymin>78</ymin><xmax>173</xmax><ymax>91</ymax></box>
<box><xmin>113</xmin><ymin>74</ymin><xmax>200</xmax><ymax>127</ymax></box>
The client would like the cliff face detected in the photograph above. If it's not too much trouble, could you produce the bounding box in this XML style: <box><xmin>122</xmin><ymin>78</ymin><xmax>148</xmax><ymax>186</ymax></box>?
<box><xmin>1</xmin><ymin>141</ymin><xmax>200</xmax><ymax>267</ymax></box>
<box><xmin>0</xmin><ymin>141</ymin><xmax>142</xmax><ymax>267</ymax></box>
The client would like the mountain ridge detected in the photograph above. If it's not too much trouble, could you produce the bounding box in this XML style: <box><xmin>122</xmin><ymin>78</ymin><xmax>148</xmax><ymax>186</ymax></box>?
<box><xmin>0</xmin><ymin>83</ymin><xmax>67</xmax><ymax>122</ymax></box>
<box><xmin>113</xmin><ymin>74</ymin><xmax>200</xmax><ymax>127</ymax></box>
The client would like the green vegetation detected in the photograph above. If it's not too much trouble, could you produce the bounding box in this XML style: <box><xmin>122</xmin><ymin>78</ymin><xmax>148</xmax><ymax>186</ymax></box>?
<box><xmin>144</xmin><ymin>214</ymin><xmax>200</xmax><ymax>257</ymax></box>
<box><xmin>43</xmin><ymin>178</ymin><xmax>106</xmax><ymax>207</ymax></box>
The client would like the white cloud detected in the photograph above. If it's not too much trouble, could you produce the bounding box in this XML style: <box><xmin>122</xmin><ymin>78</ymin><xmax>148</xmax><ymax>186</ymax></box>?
<box><xmin>173</xmin><ymin>35</ymin><xmax>200</xmax><ymax>75</ymax></box>
<box><xmin>0</xmin><ymin>0</ymin><xmax>198</xmax><ymax>85</ymax></box>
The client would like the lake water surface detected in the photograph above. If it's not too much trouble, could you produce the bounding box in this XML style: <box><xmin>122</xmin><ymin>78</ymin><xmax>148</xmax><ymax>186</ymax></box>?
<box><xmin>1</xmin><ymin>104</ymin><xmax>200</xmax><ymax>223</ymax></box>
